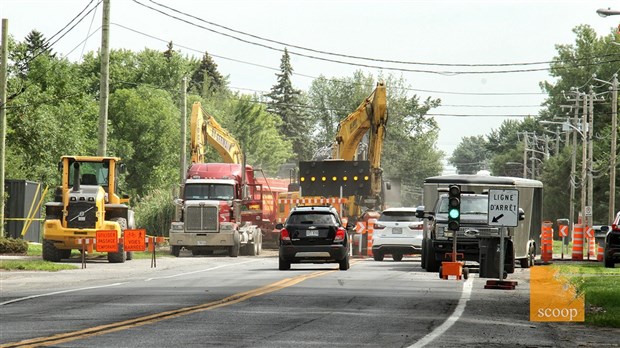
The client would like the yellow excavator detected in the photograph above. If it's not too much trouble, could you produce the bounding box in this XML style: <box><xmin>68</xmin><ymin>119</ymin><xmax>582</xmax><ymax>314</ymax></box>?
<box><xmin>332</xmin><ymin>81</ymin><xmax>388</xmax><ymax>217</ymax></box>
<box><xmin>190</xmin><ymin>102</ymin><xmax>243</xmax><ymax>164</ymax></box>
<box><xmin>278</xmin><ymin>82</ymin><xmax>388</xmax><ymax>224</ymax></box>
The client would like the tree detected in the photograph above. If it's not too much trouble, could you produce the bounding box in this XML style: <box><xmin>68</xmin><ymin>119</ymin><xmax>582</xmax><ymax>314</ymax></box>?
<box><xmin>10</xmin><ymin>30</ymin><xmax>55</xmax><ymax>78</ymax></box>
<box><xmin>189</xmin><ymin>51</ymin><xmax>227</xmax><ymax>97</ymax></box>
<box><xmin>449</xmin><ymin>136</ymin><xmax>489</xmax><ymax>174</ymax></box>
<box><xmin>107</xmin><ymin>86</ymin><xmax>180</xmax><ymax>197</ymax></box>
<box><xmin>267</xmin><ymin>48</ymin><xmax>310</xmax><ymax>160</ymax></box>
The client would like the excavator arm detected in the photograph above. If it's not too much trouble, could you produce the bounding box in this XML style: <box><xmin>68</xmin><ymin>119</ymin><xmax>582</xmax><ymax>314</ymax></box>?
<box><xmin>332</xmin><ymin>82</ymin><xmax>387</xmax><ymax>205</ymax></box>
<box><xmin>190</xmin><ymin>102</ymin><xmax>243</xmax><ymax>164</ymax></box>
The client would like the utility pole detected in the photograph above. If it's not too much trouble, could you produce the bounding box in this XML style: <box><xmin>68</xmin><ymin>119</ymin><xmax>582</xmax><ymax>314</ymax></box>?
<box><xmin>611</xmin><ymin>74</ymin><xmax>618</xmax><ymax>225</ymax></box>
<box><xmin>569</xmin><ymin>93</ymin><xmax>579</xmax><ymax>234</ymax></box>
<box><xmin>581</xmin><ymin>92</ymin><xmax>588</xmax><ymax>228</ymax></box>
<box><xmin>97</xmin><ymin>0</ymin><xmax>110</xmax><ymax>156</ymax></box>
<box><xmin>522</xmin><ymin>132</ymin><xmax>528</xmax><ymax>178</ymax></box>
<box><xmin>588</xmin><ymin>88</ymin><xmax>595</xmax><ymax>229</ymax></box>
<box><xmin>180</xmin><ymin>77</ymin><xmax>187</xmax><ymax>184</ymax></box>
<box><xmin>0</xmin><ymin>19</ymin><xmax>8</xmax><ymax>237</ymax></box>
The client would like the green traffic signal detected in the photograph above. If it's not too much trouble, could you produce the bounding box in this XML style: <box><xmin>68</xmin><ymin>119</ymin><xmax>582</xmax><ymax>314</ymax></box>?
<box><xmin>449</xmin><ymin>208</ymin><xmax>460</xmax><ymax>219</ymax></box>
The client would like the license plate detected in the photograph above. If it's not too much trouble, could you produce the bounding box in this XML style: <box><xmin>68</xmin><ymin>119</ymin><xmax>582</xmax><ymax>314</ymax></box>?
<box><xmin>197</xmin><ymin>241</ymin><xmax>207</xmax><ymax>245</ymax></box>
<box><xmin>392</xmin><ymin>227</ymin><xmax>402</xmax><ymax>234</ymax></box>
<box><xmin>306</xmin><ymin>230</ymin><xmax>319</xmax><ymax>237</ymax></box>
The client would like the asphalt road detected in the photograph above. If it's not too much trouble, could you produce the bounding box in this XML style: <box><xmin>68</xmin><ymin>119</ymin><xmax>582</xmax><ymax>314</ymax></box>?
<box><xmin>1</xmin><ymin>253</ymin><xmax>619</xmax><ymax>347</ymax></box>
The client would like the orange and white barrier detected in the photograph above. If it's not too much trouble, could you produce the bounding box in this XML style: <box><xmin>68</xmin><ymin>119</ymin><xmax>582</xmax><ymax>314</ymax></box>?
<box><xmin>367</xmin><ymin>219</ymin><xmax>375</xmax><ymax>257</ymax></box>
<box><xmin>572</xmin><ymin>224</ymin><xmax>584</xmax><ymax>261</ymax></box>
<box><xmin>588</xmin><ymin>236</ymin><xmax>596</xmax><ymax>259</ymax></box>
<box><xmin>540</xmin><ymin>221</ymin><xmax>553</xmax><ymax>262</ymax></box>
<box><xmin>277</xmin><ymin>197</ymin><xmax>348</xmax><ymax>205</ymax></box>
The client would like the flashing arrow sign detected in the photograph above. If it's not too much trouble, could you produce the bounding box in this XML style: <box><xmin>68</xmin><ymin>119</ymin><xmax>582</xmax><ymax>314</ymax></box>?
<box><xmin>488</xmin><ymin>189</ymin><xmax>519</xmax><ymax>227</ymax></box>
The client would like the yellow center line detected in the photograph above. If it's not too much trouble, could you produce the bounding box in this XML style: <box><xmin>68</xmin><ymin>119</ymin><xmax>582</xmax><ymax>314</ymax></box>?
<box><xmin>0</xmin><ymin>267</ymin><xmax>346</xmax><ymax>348</ymax></box>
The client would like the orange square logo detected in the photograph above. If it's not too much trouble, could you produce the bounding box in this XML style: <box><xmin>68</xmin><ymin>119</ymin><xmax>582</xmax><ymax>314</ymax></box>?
<box><xmin>530</xmin><ymin>266</ymin><xmax>584</xmax><ymax>322</ymax></box>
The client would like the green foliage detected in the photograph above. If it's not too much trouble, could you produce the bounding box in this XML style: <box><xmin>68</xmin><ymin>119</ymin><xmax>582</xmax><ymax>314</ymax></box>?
<box><xmin>554</xmin><ymin>263</ymin><xmax>620</xmax><ymax>327</ymax></box>
<box><xmin>108</xmin><ymin>86</ymin><xmax>180</xmax><ymax>197</ymax></box>
<box><xmin>449</xmin><ymin>135</ymin><xmax>489</xmax><ymax>174</ymax></box>
<box><xmin>134</xmin><ymin>189</ymin><xmax>176</xmax><ymax>237</ymax></box>
<box><xmin>267</xmin><ymin>48</ymin><xmax>311</xmax><ymax>160</ymax></box>
<box><xmin>0</xmin><ymin>237</ymin><xmax>29</xmax><ymax>254</ymax></box>
<box><xmin>0</xmin><ymin>260</ymin><xmax>78</xmax><ymax>271</ymax></box>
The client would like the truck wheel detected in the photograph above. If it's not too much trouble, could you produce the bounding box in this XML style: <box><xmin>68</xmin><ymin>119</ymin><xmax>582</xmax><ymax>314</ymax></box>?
<box><xmin>126</xmin><ymin>251</ymin><xmax>134</xmax><ymax>260</ymax></box>
<box><xmin>229</xmin><ymin>241</ymin><xmax>240</xmax><ymax>257</ymax></box>
<box><xmin>108</xmin><ymin>218</ymin><xmax>127</xmax><ymax>263</ymax></box>
<box><xmin>463</xmin><ymin>267</ymin><xmax>470</xmax><ymax>280</ymax></box>
<box><xmin>425</xmin><ymin>242</ymin><xmax>440</xmax><ymax>272</ymax></box>
<box><xmin>42</xmin><ymin>239</ymin><xmax>63</xmax><ymax>262</ymax></box>
<box><xmin>339</xmin><ymin>254</ymin><xmax>350</xmax><ymax>271</ymax></box>
<box><xmin>256</xmin><ymin>233</ymin><xmax>262</xmax><ymax>255</ymax></box>
<box><xmin>392</xmin><ymin>254</ymin><xmax>403</xmax><ymax>262</ymax></box>
<box><xmin>171</xmin><ymin>246</ymin><xmax>181</xmax><ymax>257</ymax></box>
<box><xmin>373</xmin><ymin>252</ymin><xmax>384</xmax><ymax>261</ymax></box>
<box><xmin>279</xmin><ymin>257</ymin><xmax>291</xmax><ymax>270</ymax></box>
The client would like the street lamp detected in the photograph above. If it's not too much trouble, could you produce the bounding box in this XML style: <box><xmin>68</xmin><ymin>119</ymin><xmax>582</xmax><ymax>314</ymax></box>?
<box><xmin>597</xmin><ymin>8</ymin><xmax>620</xmax><ymax>17</ymax></box>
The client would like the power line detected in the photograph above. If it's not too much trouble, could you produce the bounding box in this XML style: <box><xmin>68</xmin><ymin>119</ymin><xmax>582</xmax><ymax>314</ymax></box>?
<box><xmin>144</xmin><ymin>0</ymin><xmax>620</xmax><ymax>69</ymax></box>
<box><xmin>131</xmin><ymin>0</ymin><xmax>620</xmax><ymax>76</ymax></box>
<box><xmin>112</xmin><ymin>23</ymin><xmax>547</xmax><ymax>97</ymax></box>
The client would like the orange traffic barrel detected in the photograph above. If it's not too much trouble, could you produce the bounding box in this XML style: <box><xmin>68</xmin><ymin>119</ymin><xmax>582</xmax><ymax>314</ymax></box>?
<box><xmin>541</xmin><ymin>221</ymin><xmax>553</xmax><ymax>262</ymax></box>
<box><xmin>367</xmin><ymin>219</ymin><xmax>375</xmax><ymax>257</ymax></box>
<box><xmin>572</xmin><ymin>224</ymin><xmax>584</xmax><ymax>261</ymax></box>
<box><xmin>588</xmin><ymin>235</ymin><xmax>596</xmax><ymax>259</ymax></box>
<box><xmin>597</xmin><ymin>243</ymin><xmax>604</xmax><ymax>262</ymax></box>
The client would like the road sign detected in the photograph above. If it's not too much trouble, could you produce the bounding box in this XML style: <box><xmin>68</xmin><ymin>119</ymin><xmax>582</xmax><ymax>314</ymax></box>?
<box><xmin>96</xmin><ymin>230</ymin><xmax>119</xmax><ymax>252</ymax></box>
<box><xmin>124</xmin><ymin>229</ymin><xmax>147</xmax><ymax>252</ymax></box>
<box><xmin>355</xmin><ymin>222</ymin><xmax>365</xmax><ymax>234</ymax></box>
<box><xmin>585</xmin><ymin>206</ymin><xmax>592</xmax><ymax>217</ymax></box>
<box><xmin>488</xmin><ymin>189</ymin><xmax>519</xmax><ymax>227</ymax></box>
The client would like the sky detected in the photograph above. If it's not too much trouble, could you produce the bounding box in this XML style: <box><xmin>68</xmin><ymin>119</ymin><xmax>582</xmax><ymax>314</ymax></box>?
<box><xmin>2</xmin><ymin>0</ymin><xmax>619</xmax><ymax>173</ymax></box>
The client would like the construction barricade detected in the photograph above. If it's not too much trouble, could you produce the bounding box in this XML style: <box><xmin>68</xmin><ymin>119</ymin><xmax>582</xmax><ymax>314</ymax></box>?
<box><xmin>572</xmin><ymin>224</ymin><xmax>584</xmax><ymax>261</ymax></box>
<box><xmin>540</xmin><ymin>221</ymin><xmax>553</xmax><ymax>263</ymax></box>
<box><xmin>585</xmin><ymin>226</ymin><xmax>595</xmax><ymax>260</ymax></box>
<box><xmin>367</xmin><ymin>219</ymin><xmax>375</xmax><ymax>258</ymax></box>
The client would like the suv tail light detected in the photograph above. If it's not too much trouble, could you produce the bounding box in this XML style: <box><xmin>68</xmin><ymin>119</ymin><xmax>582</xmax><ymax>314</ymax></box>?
<box><xmin>373</xmin><ymin>223</ymin><xmax>385</xmax><ymax>230</ymax></box>
<box><xmin>334</xmin><ymin>227</ymin><xmax>346</xmax><ymax>243</ymax></box>
<box><xmin>280</xmin><ymin>228</ymin><xmax>291</xmax><ymax>241</ymax></box>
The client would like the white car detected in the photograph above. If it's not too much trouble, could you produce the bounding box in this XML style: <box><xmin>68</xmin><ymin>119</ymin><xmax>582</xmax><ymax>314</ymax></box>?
<box><xmin>371</xmin><ymin>207</ymin><xmax>423</xmax><ymax>261</ymax></box>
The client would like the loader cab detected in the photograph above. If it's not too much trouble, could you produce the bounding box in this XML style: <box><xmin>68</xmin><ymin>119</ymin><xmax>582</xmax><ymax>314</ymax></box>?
<box><xmin>60</xmin><ymin>156</ymin><xmax>129</xmax><ymax>205</ymax></box>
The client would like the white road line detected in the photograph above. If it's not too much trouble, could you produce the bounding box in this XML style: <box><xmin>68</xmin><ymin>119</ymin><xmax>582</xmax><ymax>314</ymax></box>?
<box><xmin>0</xmin><ymin>283</ymin><xmax>125</xmax><ymax>306</ymax></box>
<box><xmin>144</xmin><ymin>260</ymin><xmax>257</xmax><ymax>282</ymax></box>
<box><xmin>408</xmin><ymin>277</ymin><xmax>474</xmax><ymax>348</ymax></box>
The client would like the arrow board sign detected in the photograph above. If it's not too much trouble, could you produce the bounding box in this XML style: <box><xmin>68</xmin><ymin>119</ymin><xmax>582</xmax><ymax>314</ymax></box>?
<box><xmin>487</xmin><ymin>189</ymin><xmax>519</xmax><ymax>227</ymax></box>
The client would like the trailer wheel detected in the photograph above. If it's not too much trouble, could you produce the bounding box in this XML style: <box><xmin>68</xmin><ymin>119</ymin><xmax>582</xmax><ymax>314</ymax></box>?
<box><xmin>463</xmin><ymin>267</ymin><xmax>469</xmax><ymax>280</ymax></box>
<box><xmin>373</xmin><ymin>252</ymin><xmax>384</xmax><ymax>261</ymax></box>
<box><xmin>171</xmin><ymin>246</ymin><xmax>181</xmax><ymax>257</ymax></box>
<box><xmin>392</xmin><ymin>254</ymin><xmax>403</xmax><ymax>262</ymax></box>
<box><xmin>521</xmin><ymin>243</ymin><xmax>535</xmax><ymax>268</ymax></box>
<box><xmin>42</xmin><ymin>239</ymin><xmax>63</xmax><ymax>262</ymax></box>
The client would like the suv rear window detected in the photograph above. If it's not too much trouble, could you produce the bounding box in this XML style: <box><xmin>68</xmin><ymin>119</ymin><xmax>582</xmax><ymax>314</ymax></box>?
<box><xmin>288</xmin><ymin>213</ymin><xmax>337</xmax><ymax>225</ymax></box>
<box><xmin>378</xmin><ymin>211</ymin><xmax>418</xmax><ymax>222</ymax></box>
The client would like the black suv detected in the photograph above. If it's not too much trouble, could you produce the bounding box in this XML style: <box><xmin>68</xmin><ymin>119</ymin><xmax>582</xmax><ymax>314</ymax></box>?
<box><xmin>277</xmin><ymin>205</ymin><xmax>350</xmax><ymax>271</ymax></box>
<box><xmin>604</xmin><ymin>211</ymin><xmax>620</xmax><ymax>268</ymax></box>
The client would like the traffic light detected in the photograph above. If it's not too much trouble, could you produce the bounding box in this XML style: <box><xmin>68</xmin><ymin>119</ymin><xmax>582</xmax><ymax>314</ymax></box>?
<box><xmin>447</xmin><ymin>184</ymin><xmax>461</xmax><ymax>231</ymax></box>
